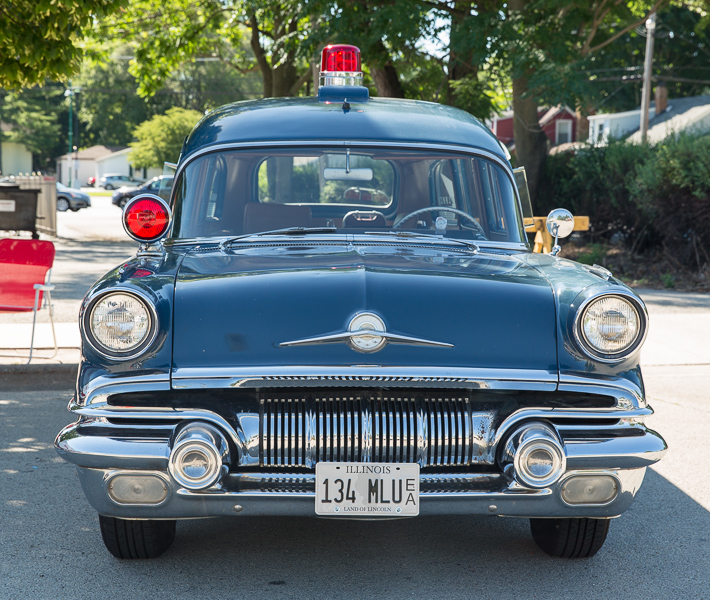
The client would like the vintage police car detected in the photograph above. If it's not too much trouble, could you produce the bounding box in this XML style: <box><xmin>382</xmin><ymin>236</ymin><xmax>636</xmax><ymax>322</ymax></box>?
<box><xmin>55</xmin><ymin>45</ymin><xmax>666</xmax><ymax>559</ymax></box>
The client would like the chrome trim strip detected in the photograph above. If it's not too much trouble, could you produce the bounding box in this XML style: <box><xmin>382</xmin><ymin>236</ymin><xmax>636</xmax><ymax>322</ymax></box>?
<box><xmin>557</xmin><ymin>373</ymin><xmax>644</xmax><ymax>409</ymax></box>
<box><xmin>564</xmin><ymin>432</ymin><xmax>667</xmax><ymax>470</ymax></box>
<box><xmin>279</xmin><ymin>330</ymin><xmax>453</xmax><ymax>350</ymax></box>
<box><xmin>174</xmin><ymin>140</ymin><xmax>512</xmax><ymax>187</ymax></box>
<box><xmin>170</xmin><ymin>366</ymin><xmax>558</xmax><ymax>391</ymax></box>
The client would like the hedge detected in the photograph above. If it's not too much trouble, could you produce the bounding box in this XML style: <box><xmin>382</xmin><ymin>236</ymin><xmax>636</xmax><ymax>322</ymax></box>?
<box><xmin>536</xmin><ymin>134</ymin><xmax>710</xmax><ymax>270</ymax></box>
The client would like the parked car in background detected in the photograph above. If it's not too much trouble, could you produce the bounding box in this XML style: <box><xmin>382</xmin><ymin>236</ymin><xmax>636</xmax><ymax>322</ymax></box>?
<box><xmin>87</xmin><ymin>176</ymin><xmax>96</xmax><ymax>187</ymax></box>
<box><xmin>100</xmin><ymin>173</ymin><xmax>143</xmax><ymax>190</ymax></box>
<box><xmin>111</xmin><ymin>175</ymin><xmax>174</xmax><ymax>208</ymax></box>
<box><xmin>56</xmin><ymin>182</ymin><xmax>91</xmax><ymax>212</ymax></box>
<box><xmin>55</xmin><ymin>44</ymin><xmax>666</xmax><ymax>561</ymax></box>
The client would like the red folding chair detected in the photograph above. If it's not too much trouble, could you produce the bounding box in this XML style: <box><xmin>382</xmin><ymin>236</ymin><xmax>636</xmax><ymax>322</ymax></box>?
<box><xmin>0</xmin><ymin>239</ymin><xmax>57</xmax><ymax>363</ymax></box>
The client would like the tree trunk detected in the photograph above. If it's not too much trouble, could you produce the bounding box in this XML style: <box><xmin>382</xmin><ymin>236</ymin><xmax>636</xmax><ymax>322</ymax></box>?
<box><xmin>446</xmin><ymin>1</ymin><xmax>477</xmax><ymax>105</ymax></box>
<box><xmin>512</xmin><ymin>74</ymin><xmax>548</xmax><ymax>204</ymax></box>
<box><xmin>509</xmin><ymin>0</ymin><xmax>547</xmax><ymax>204</ymax></box>
<box><xmin>370</xmin><ymin>64</ymin><xmax>404</xmax><ymax>98</ymax></box>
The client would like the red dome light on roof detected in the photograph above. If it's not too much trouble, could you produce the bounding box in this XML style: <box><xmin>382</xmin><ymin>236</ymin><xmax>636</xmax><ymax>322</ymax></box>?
<box><xmin>122</xmin><ymin>194</ymin><xmax>171</xmax><ymax>243</ymax></box>
<box><xmin>321</xmin><ymin>45</ymin><xmax>361</xmax><ymax>73</ymax></box>
<box><xmin>319</xmin><ymin>44</ymin><xmax>364</xmax><ymax>90</ymax></box>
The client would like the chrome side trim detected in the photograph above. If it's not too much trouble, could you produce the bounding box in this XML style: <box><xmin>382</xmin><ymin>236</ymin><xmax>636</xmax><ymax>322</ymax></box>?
<box><xmin>565</xmin><ymin>433</ymin><xmax>667</xmax><ymax>470</ymax></box>
<box><xmin>557</xmin><ymin>373</ymin><xmax>644</xmax><ymax>409</ymax></box>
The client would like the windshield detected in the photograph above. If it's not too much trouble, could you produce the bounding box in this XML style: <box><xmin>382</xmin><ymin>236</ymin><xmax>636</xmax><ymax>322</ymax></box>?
<box><xmin>171</xmin><ymin>147</ymin><xmax>525</xmax><ymax>244</ymax></box>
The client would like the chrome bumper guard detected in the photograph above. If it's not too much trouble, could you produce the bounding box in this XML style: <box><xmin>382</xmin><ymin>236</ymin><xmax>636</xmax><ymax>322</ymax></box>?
<box><xmin>57</xmin><ymin>373</ymin><xmax>667</xmax><ymax>519</ymax></box>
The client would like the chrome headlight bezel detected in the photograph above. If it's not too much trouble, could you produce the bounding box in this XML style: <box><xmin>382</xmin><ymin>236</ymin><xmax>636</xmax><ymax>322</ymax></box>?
<box><xmin>82</xmin><ymin>288</ymin><xmax>158</xmax><ymax>360</ymax></box>
<box><xmin>573</xmin><ymin>292</ymin><xmax>648</xmax><ymax>362</ymax></box>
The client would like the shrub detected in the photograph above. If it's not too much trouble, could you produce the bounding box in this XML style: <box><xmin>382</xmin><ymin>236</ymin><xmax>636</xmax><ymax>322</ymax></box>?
<box><xmin>537</xmin><ymin>134</ymin><xmax>710</xmax><ymax>270</ymax></box>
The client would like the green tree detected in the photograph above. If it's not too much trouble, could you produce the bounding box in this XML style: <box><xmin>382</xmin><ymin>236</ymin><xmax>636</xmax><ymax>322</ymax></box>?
<box><xmin>76</xmin><ymin>46</ymin><xmax>260</xmax><ymax>148</ymax></box>
<box><xmin>0</xmin><ymin>0</ymin><xmax>126</xmax><ymax>88</ymax></box>
<box><xmin>129</xmin><ymin>107</ymin><xmax>203</xmax><ymax>169</ymax></box>
<box><xmin>497</xmin><ymin>0</ymin><xmax>671</xmax><ymax>200</ymax></box>
<box><xmin>0</xmin><ymin>86</ymin><xmax>66</xmax><ymax>171</ymax></box>
<box><xmin>96</xmin><ymin>0</ymin><xmax>315</xmax><ymax>99</ymax></box>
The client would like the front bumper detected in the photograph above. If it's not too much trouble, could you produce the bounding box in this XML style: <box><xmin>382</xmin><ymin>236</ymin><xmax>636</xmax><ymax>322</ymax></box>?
<box><xmin>56</xmin><ymin>370</ymin><xmax>667</xmax><ymax>520</ymax></box>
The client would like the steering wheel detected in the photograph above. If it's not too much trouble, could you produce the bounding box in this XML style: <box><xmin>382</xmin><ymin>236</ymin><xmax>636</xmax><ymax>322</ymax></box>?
<box><xmin>394</xmin><ymin>207</ymin><xmax>487</xmax><ymax>239</ymax></box>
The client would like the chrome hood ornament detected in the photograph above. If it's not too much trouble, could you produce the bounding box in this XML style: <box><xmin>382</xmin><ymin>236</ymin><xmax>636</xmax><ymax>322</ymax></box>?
<box><xmin>280</xmin><ymin>312</ymin><xmax>453</xmax><ymax>354</ymax></box>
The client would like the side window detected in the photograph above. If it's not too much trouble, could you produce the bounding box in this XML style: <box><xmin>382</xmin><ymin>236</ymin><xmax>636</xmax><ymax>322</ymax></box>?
<box><xmin>471</xmin><ymin>159</ymin><xmax>509</xmax><ymax>236</ymax></box>
<box><xmin>203</xmin><ymin>156</ymin><xmax>227</xmax><ymax>219</ymax></box>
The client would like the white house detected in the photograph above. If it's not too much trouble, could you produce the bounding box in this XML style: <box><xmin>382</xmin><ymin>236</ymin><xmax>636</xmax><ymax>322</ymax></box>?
<box><xmin>56</xmin><ymin>145</ymin><xmax>161</xmax><ymax>187</ymax></box>
<box><xmin>0</xmin><ymin>122</ymin><xmax>33</xmax><ymax>175</ymax></box>
<box><xmin>588</xmin><ymin>84</ymin><xmax>710</xmax><ymax>145</ymax></box>
<box><xmin>588</xmin><ymin>106</ymin><xmax>657</xmax><ymax>144</ymax></box>
<box><xmin>626</xmin><ymin>94</ymin><xmax>710</xmax><ymax>144</ymax></box>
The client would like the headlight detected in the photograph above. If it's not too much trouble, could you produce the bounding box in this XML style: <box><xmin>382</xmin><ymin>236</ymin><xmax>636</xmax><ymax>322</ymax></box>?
<box><xmin>576</xmin><ymin>294</ymin><xmax>646</xmax><ymax>360</ymax></box>
<box><xmin>87</xmin><ymin>291</ymin><xmax>156</xmax><ymax>357</ymax></box>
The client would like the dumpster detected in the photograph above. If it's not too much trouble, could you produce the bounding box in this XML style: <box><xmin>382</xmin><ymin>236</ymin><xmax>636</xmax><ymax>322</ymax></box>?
<box><xmin>0</xmin><ymin>184</ymin><xmax>40</xmax><ymax>238</ymax></box>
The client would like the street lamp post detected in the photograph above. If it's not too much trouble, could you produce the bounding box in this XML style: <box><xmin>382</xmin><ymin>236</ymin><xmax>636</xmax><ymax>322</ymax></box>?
<box><xmin>64</xmin><ymin>82</ymin><xmax>81</xmax><ymax>187</ymax></box>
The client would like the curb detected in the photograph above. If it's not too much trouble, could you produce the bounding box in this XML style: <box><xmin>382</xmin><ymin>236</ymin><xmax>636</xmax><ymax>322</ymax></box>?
<box><xmin>0</xmin><ymin>363</ymin><xmax>78</xmax><ymax>390</ymax></box>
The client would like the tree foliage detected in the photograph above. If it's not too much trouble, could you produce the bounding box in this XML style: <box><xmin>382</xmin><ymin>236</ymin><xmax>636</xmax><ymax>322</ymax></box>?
<box><xmin>0</xmin><ymin>0</ymin><xmax>126</xmax><ymax>88</ymax></box>
<box><xmin>95</xmin><ymin>0</ymin><xmax>315</xmax><ymax>98</ymax></box>
<box><xmin>0</xmin><ymin>86</ymin><xmax>66</xmax><ymax>171</ymax></box>
<box><xmin>129</xmin><ymin>107</ymin><xmax>203</xmax><ymax>168</ymax></box>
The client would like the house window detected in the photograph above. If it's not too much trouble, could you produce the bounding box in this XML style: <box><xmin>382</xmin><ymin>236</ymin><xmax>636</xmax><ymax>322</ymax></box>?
<box><xmin>556</xmin><ymin>120</ymin><xmax>573</xmax><ymax>145</ymax></box>
<box><xmin>596</xmin><ymin>122</ymin><xmax>606</xmax><ymax>143</ymax></box>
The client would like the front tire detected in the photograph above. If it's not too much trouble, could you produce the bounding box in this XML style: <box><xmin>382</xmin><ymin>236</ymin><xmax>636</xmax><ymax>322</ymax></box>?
<box><xmin>99</xmin><ymin>515</ymin><xmax>176</xmax><ymax>559</ymax></box>
<box><xmin>56</xmin><ymin>197</ymin><xmax>69</xmax><ymax>212</ymax></box>
<box><xmin>530</xmin><ymin>518</ymin><xmax>610</xmax><ymax>558</ymax></box>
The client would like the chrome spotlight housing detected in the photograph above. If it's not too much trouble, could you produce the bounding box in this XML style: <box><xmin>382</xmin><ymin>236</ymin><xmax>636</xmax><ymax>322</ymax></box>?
<box><xmin>500</xmin><ymin>422</ymin><xmax>566</xmax><ymax>489</ymax></box>
<box><xmin>168</xmin><ymin>423</ymin><xmax>231</xmax><ymax>491</ymax></box>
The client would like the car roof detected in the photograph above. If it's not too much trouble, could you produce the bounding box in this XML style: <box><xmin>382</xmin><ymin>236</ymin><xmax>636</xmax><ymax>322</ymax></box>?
<box><xmin>182</xmin><ymin>96</ymin><xmax>507</xmax><ymax>162</ymax></box>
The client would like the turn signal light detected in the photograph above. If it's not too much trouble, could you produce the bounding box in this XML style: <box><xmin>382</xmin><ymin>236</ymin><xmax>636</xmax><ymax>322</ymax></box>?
<box><xmin>123</xmin><ymin>194</ymin><xmax>171</xmax><ymax>243</ymax></box>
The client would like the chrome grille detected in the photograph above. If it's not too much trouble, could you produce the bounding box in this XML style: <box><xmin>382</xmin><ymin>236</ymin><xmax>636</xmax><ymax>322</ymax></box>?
<box><xmin>261</xmin><ymin>393</ymin><xmax>490</xmax><ymax>468</ymax></box>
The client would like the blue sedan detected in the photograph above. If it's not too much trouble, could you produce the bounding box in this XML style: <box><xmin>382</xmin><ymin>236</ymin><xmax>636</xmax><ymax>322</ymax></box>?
<box><xmin>55</xmin><ymin>44</ymin><xmax>666</xmax><ymax>560</ymax></box>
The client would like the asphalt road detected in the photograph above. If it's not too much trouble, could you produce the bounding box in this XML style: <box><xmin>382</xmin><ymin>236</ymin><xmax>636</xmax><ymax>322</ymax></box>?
<box><xmin>0</xmin><ymin>364</ymin><xmax>707</xmax><ymax>599</ymax></box>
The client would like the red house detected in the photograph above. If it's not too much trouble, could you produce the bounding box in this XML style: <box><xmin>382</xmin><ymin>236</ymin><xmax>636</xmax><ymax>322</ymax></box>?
<box><xmin>487</xmin><ymin>106</ymin><xmax>577</xmax><ymax>149</ymax></box>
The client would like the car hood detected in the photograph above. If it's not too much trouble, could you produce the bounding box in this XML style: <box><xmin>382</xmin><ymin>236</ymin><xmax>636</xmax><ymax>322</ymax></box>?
<box><xmin>171</xmin><ymin>242</ymin><xmax>558</xmax><ymax>379</ymax></box>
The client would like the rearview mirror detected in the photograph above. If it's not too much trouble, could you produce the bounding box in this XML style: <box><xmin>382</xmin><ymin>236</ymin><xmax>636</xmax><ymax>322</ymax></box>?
<box><xmin>323</xmin><ymin>168</ymin><xmax>373</xmax><ymax>181</ymax></box>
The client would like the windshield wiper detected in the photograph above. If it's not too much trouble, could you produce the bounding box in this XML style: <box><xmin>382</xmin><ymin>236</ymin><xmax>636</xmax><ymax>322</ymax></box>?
<box><xmin>360</xmin><ymin>230</ymin><xmax>479</xmax><ymax>253</ymax></box>
<box><xmin>218</xmin><ymin>227</ymin><xmax>338</xmax><ymax>251</ymax></box>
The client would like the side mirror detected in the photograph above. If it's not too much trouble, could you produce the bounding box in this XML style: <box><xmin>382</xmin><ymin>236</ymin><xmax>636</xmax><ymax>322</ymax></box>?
<box><xmin>545</xmin><ymin>208</ymin><xmax>574</xmax><ymax>256</ymax></box>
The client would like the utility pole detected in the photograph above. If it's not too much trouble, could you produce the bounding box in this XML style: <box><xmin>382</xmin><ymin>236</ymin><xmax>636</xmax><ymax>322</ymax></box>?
<box><xmin>640</xmin><ymin>13</ymin><xmax>656</xmax><ymax>144</ymax></box>
<box><xmin>65</xmin><ymin>81</ymin><xmax>74</xmax><ymax>187</ymax></box>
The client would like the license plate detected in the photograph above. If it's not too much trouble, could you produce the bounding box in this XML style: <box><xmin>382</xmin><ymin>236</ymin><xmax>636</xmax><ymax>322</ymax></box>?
<box><xmin>315</xmin><ymin>462</ymin><xmax>420</xmax><ymax>516</ymax></box>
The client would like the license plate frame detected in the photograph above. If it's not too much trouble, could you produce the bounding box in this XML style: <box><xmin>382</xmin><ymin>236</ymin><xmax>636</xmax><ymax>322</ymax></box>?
<box><xmin>315</xmin><ymin>462</ymin><xmax>420</xmax><ymax>516</ymax></box>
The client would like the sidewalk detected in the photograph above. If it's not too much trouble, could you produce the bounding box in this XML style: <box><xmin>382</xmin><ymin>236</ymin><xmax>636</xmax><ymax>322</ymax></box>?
<box><xmin>1</xmin><ymin>195</ymin><xmax>135</xmax><ymax>378</ymax></box>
